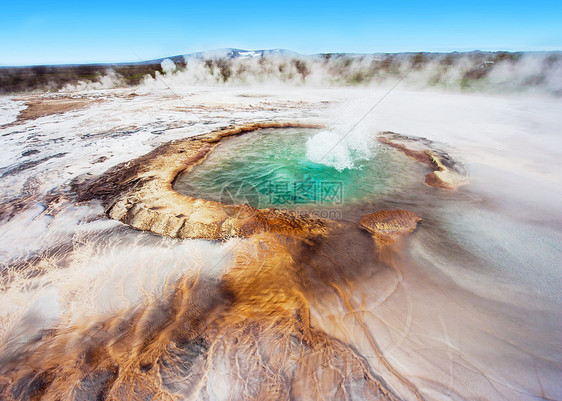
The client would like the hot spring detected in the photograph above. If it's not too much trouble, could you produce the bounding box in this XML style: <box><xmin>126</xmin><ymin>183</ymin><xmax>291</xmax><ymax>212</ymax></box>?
<box><xmin>173</xmin><ymin>127</ymin><xmax>427</xmax><ymax>221</ymax></box>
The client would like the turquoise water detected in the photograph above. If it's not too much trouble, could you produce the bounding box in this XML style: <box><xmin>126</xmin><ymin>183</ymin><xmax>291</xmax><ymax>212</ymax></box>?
<box><xmin>173</xmin><ymin>128</ymin><xmax>425</xmax><ymax>220</ymax></box>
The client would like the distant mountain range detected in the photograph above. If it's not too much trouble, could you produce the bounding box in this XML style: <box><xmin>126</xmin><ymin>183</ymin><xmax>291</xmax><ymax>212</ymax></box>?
<box><xmin>139</xmin><ymin>47</ymin><xmax>559</xmax><ymax>66</ymax></box>
<box><xmin>139</xmin><ymin>48</ymin><xmax>299</xmax><ymax>65</ymax></box>
<box><xmin>187</xmin><ymin>48</ymin><xmax>299</xmax><ymax>59</ymax></box>
<box><xmin>3</xmin><ymin>47</ymin><xmax>559</xmax><ymax>68</ymax></box>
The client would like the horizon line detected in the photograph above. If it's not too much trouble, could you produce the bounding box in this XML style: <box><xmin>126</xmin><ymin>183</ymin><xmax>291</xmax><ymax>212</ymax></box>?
<box><xmin>1</xmin><ymin>48</ymin><xmax>561</xmax><ymax>68</ymax></box>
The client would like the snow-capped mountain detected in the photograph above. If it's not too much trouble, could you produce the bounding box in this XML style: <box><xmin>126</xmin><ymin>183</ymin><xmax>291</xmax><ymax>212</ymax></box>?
<box><xmin>185</xmin><ymin>48</ymin><xmax>300</xmax><ymax>59</ymax></box>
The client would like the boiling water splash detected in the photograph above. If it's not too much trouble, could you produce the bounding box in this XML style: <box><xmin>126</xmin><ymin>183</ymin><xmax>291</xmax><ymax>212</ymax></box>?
<box><xmin>305</xmin><ymin>89</ymin><xmax>386</xmax><ymax>172</ymax></box>
<box><xmin>305</xmin><ymin>129</ymin><xmax>374</xmax><ymax>171</ymax></box>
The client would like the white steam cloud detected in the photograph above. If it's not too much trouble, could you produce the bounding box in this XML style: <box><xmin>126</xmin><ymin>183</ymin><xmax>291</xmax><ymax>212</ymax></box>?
<box><xmin>140</xmin><ymin>52</ymin><xmax>562</xmax><ymax>96</ymax></box>
<box><xmin>56</xmin><ymin>52</ymin><xmax>562</xmax><ymax>97</ymax></box>
<box><xmin>160</xmin><ymin>58</ymin><xmax>176</xmax><ymax>73</ymax></box>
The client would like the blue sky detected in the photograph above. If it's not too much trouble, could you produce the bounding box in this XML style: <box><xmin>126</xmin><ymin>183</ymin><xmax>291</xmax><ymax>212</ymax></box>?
<box><xmin>1</xmin><ymin>0</ymin><xmax>561</xmax><ymax>65</ymax></box>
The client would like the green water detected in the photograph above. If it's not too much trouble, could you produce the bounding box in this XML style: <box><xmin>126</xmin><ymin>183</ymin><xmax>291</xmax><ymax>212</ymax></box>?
<box><xmin>173</xmin><ymin>128</ymin><xmax>425</xmax><ymax>220</ymax></box>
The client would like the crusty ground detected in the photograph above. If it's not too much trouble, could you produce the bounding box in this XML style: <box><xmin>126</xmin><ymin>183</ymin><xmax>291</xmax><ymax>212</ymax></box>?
<box><xmin>16</xmin><ymin>98</ymin><xmax>98</xmax><ymax>121</ymax></box>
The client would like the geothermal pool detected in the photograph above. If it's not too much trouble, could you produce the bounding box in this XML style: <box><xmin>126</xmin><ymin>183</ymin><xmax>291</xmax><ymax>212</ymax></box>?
<box><xmin>0</xmin><ymin>87</ymin><xmax>560</xmax><ymax>401</ymax></box>
<box><xmin>173</xmin><ymin>127</ymin><xmax>426</xmax><ymax>221</ymax></box>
